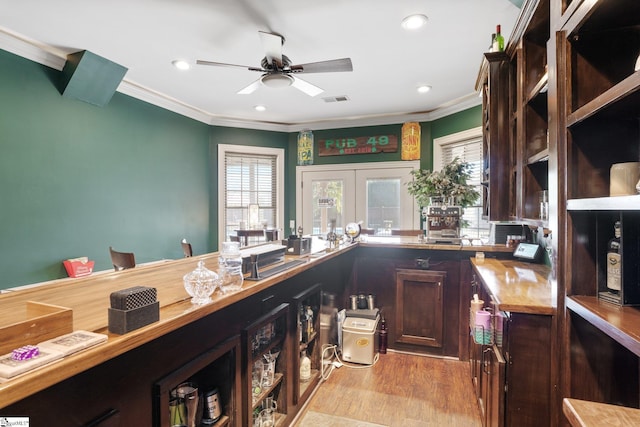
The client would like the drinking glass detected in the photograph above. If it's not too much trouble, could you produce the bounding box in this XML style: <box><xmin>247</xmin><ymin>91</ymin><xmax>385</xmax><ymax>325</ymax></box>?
<box><xmin>262</xmin><ymin>360</ymin><xmax>275</xmax><ymax>387</ymax></box>
<box><xmin>260</xmin><ymin>409</ymin><xmax>275</xmax><ymax>427</ymax></box>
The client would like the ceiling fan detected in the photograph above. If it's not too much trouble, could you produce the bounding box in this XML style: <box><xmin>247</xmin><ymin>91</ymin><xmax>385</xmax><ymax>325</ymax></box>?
<box><xmin>196</xmin><ymin>31</ymin><xmax>353</xmax><ymax>97</ymax></box>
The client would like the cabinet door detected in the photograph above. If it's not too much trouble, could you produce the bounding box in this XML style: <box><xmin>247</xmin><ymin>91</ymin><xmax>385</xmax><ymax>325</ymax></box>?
<box><xmin>486</xmin><ymin>345</ymin><xmax>506</xmax><ymax>427</ymax></box>
<box><xmin>242</xmin><ymin>303</ymin><xmax>291</xmax><ymax>427</ymax></box>
<box><xmin>394</xmin><ymin>269</ymin><xmax>445</xmax><ymax>348</ymax></box>
<box><xmin>291</xmin><ymin>283</ymin><xmax>322</xmax><ymax>406</ymax></box>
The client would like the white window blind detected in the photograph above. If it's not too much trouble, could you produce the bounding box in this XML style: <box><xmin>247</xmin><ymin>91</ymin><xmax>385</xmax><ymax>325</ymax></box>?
<box><xmin>223</xmin><ymin>151</ymin><xmax>278</xmax><ymax>240</ymax></box>
<box><xmin>436</xmin><ymin>134</ymin><xmax>489</xmax><ymax>239</ymax></box>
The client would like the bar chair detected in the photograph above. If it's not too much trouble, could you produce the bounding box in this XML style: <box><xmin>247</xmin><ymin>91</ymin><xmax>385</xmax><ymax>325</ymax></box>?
<box><xmin>109</xmin><ymin>246</ymin><xmax>136</xmax><ymax>271</ymax></box>
<box><xmin>181</xmin><ymin>239</ymin><xmax>193</xmax><ymax>257</ymax></box>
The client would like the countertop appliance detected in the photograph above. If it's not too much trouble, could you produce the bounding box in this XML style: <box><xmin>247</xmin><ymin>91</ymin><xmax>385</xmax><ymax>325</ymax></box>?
<box><xmin>342</xmin><ymin>312</ymin><xmax>379</xmax><ymax>365</ymax></box>
<box><xmin>424</xmin><ymin>205</ymin><xmax>462</xmax><ymax>244</ymax></box>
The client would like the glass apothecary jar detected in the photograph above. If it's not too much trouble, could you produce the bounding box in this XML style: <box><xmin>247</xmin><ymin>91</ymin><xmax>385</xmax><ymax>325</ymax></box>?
<box><xmin>183</xmin><ymin>260</ymin><xmax>220</xmax><ymax>305</ymax></box>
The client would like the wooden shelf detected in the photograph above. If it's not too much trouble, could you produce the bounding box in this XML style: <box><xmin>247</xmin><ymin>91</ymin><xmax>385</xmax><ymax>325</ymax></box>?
<box><xmin>567</xmin><ymin>195</ymin><xmax>640</xmax><ymax>211</ymax></box>
<box><xmin>566</xmin><ymin>295</ymin><xmax>640</xmax><ymax>357</ymax></box>
<box><xmin>527</xmin><ymin>147</ymin><xmax>549</xmax><ymax>165</ymax></box>
<box><xmin>526</xmin><ymin>71</ymin><xmax>549</xmax><ymax>104</ymax></box>
<box><xmin>567</xmin><ymin>71</ymin><xmax>640</xmax><ymax>127</ymax></box>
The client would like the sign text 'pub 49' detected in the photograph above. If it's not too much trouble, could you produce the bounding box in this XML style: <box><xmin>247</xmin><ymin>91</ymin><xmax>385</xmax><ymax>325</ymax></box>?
<box><xmin>318</xmin><ymin>135</ymin><xmax>398</xmax><ymax>156</ymax></box>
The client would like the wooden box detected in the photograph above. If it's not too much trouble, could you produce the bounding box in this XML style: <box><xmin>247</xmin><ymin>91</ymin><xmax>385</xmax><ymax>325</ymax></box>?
<box><xmin>0</xmin><ymin>301</ymin><xmax>73</xmax><ymax>355</ymax></box>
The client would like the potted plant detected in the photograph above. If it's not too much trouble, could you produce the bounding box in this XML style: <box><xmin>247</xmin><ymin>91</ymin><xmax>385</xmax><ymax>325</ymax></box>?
<box><xmin>407</xmin><ymin>157</ymin><xmax>480</xmax><ymax>209</ymax></box>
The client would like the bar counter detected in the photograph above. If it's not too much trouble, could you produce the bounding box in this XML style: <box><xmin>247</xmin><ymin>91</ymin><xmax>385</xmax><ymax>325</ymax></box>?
<box><xmin>0</xmin><ymin>237</ymin><xmax>512</xmax><ymax>409</ymax></box>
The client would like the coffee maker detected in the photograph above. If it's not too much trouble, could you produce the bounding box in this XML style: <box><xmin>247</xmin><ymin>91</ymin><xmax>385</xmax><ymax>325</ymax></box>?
<box><xmin>424</xmin><ymin>205</ymin><xmax>462</xmax><ymax>244</ymax></box>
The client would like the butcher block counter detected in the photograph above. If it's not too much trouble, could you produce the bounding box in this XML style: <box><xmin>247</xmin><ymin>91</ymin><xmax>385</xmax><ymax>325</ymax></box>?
<box><xmin>470</xmin><ymin>257</ymin><xmax>554</xmax><ymax>314</ymax></box>
<box><xmin>0</xmin><ymin>243</ymin><xmax>355</xmax><ymax>410</ymax></box>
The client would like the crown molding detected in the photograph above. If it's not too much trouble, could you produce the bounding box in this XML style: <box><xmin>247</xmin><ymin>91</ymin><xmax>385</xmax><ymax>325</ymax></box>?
<box><xmin>0</xmin><ymin>27</ymin><xmax>480</xmax><ymax>133</ymax></box>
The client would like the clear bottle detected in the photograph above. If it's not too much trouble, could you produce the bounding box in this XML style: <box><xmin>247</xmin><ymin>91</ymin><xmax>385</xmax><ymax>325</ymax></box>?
<box><xmin>218</xmin><ymin>241</ymin><xmax>244</xmax><ymax>293</ymax></box>
<box><xmin>607</xmin><ymin>221</ymin><xmax>622</xmax><ymax>292</ymax></box>
<box><xmin>300</xmin><ymin>350</ymin><xmax>311</xmax><ymax>382</ymax></box>
<box><xmin>489</xmin><ymin>33</ymin><xmax>496</xmax><ymax>52</ymax></box>
<box><xmin>493</xmin><ymin>25</ymin><xmax>504</xmax><ymax>52</ymax></box>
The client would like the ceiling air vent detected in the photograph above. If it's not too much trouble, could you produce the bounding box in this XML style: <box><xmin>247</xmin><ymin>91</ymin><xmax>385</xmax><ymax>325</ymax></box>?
<box><xmin>323</xmin><ymin>95</ymin><xmax>350</xmax><ymax>103</ymax></box>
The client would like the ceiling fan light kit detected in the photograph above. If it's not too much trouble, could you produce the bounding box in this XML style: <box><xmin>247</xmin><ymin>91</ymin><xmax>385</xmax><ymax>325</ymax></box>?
<box><xmin>261</xmin><ymin>74</ymin><xmax>294</xmax><ymax>88</ymax></box>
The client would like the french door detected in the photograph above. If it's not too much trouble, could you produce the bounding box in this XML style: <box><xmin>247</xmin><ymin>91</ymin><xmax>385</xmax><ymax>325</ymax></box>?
<box><xmin>295</xmin><ymin>161</ymin><xmax>420</xmax><ymax>236</ymax></box>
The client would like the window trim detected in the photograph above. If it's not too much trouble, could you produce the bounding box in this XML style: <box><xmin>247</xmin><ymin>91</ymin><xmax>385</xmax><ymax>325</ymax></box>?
<box><xmin>218</xmin><ymin>144</ymin><xmax>285</xmax><ymax>247</ymax></box>
<box><xmin>433</xmin><ymin>126</ymin><xmax>483</xmax><ymax>171</ymax></box>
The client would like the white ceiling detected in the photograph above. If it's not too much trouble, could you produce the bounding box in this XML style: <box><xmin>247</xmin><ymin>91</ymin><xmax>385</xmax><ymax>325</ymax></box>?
<box><xmin>0</xmin><ymin>0</ymin><xmax>521</xmax><ymax>132</ymax></box>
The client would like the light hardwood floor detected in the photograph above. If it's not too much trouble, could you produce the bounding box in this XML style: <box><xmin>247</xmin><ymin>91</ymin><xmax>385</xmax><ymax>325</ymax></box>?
<box><xmin>294</xmin><ymin>351</ymin><xmax>482</xmax><ymax>427</ymax></box>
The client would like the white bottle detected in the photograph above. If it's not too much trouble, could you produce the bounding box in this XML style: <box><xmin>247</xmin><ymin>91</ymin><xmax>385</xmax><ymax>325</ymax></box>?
<box><xmin>300</xmin><ymin>351</ymin><xmax>311</xmax><ymax>382</ymax></box>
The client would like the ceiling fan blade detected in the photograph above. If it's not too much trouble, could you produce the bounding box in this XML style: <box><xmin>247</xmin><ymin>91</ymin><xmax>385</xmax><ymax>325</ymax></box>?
<box><xmin>196</xmin><ymin>60</ymin><xmax>264</xmax><ymax>72</ymax></box>
<box><xmin>290</xmin><ymin>58</ymin><xmax>353</xmax><ymax>74</ymax></box>
<box><xmin>291</xmin><ymin>76</ymin><xmax>324</xmax><ymax>97</ymax></box>
<box><xmin>237</xmin><ymin>78</ymin><xmax>263</xmax><ymax>95</ymax></box>
<box><xmin>259</xmin><ymin>31</ymin><xmax>283</xmax><ymax>68</ymax></box>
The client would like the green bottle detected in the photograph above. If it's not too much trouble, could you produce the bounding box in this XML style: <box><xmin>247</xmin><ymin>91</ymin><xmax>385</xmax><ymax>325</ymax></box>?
<box><xmin>493</xmin><ymin>25</ymin><xmax>505</xmax><ymax>52</ymax></box>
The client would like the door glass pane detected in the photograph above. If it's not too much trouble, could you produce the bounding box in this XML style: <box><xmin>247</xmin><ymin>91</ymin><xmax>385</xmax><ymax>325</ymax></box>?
<box><xmin>366</xmin><ymin>178</ymin><xmax>401</xmax><ymax>235</ymax></box>
<box><xmin>311</xmin><ymin>179</ymin><xmax>344</xmax><ymax>235</ymax></box>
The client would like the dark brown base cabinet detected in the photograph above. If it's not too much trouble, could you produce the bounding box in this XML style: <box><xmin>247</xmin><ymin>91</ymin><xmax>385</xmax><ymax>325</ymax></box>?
<box><xmin>352</xmin><ymin>247</ymin><xmax>467</xmax><ymax>358</ymax></box>
<box><xmin>395</xmin><ymin>269</ymin><xmax>445</xmax><ymax>348</ymax></box>
<box><xmin>470</xmin><ymin>270</ymin><xmax>553</xmax><ymax>427</ymax></box>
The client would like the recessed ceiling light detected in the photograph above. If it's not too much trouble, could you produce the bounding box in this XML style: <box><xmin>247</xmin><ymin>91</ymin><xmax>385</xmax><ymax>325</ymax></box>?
<box><xmin>171</xmin><ymin>60</ymin><xmax>190</xmax><ymax>70</ymax></box>
<box><xmin>254</xmin><ymin>105</ymin><xmax>267</xmax><ymax>112</ymax></box>
<box><xmin>401</xmin><ymin>14</ymin><xmax>428</xmax><ymax>30</ymax></box>
<box><xmin>417</xmin><ymin>85</ymin><xmax>432</xmax><ymax>93</ymax></box>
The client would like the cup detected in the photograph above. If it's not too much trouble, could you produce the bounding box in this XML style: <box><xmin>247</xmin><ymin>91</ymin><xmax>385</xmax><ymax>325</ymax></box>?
<box><xmin>174</xmin><ymin>382</ymin><xmax>199</xmax><ymax>427</ymax></box>
<box><xmin>349</xmin><ymin>295</ymin><xmax>358</xmax><ymax>310</ymax></box>
<box><xmin>260</xmin><ymin>409</ymin><xmax>275</xmax><ymax>427</ymax></box>
<box><xmin>470</xmin><ymin>300</ymin><xmax>484</xmax><ymax>331</ymax></box>
<box><xmin>264</xmin><ymin>394</ymin><xmax>277</xmax><ymax>412</ymax></box>
<box><xmin>366</xmin><ymin>294</ymin><xmax>375</xmax><ymax>310</ymax></box>
<box><xmin>204</xmin><ymin>388</ymin><xmax>222</xmax><ymax>422</ymax></box>
<box><xmin>252</xmin><ymin>361</ymin><xmax>264</xmax><ymax>399</ymax></box>
<box><xmin>475</xmin><ymin>310</ymin><xmax>492</xmax><ymax>345</ymax></box>
<box><xmin>262</xmin><ymin>360</ymin><xmax>275</xmax><ymax>387</ymax></box>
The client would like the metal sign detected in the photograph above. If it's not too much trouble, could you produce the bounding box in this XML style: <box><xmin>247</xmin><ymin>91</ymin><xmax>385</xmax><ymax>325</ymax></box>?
<box><xmin>318</xmin><ymin>135</ymin><xmax>398</xmax><ymax>156</ymax></box>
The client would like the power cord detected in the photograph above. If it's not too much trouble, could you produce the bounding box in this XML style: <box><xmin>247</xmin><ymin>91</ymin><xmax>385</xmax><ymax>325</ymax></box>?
<box><xmin>320</xmin><ymin>344</ymin><xmax>380</xmax><ymax>382</ymax></box>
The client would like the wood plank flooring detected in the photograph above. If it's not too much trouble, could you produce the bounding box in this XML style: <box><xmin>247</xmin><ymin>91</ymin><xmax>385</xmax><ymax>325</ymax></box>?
<box><xmin>294</xmin><ymin>351</ymin><xmax>482</xmax><ymax>427</ymax></box>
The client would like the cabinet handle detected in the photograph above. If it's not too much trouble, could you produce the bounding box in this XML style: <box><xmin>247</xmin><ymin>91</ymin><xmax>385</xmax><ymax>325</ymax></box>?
<box><xmin>83</xmin><ymin>408</ymin><xmax>119</xmax><ymax>426</ymax></box>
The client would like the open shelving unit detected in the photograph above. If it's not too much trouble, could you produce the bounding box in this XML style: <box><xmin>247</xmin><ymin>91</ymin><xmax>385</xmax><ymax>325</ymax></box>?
<box><xmin>558</xmin><ymin>0</ymin><xmax>640</xmax><ymax>414</ymax></box>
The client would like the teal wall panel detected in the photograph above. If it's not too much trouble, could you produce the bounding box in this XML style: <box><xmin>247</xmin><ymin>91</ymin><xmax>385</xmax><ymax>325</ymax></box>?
<box><xmin>0</xmin><ymin>49</ymin><xmax>211</xmax><ymax>288</ymax></box>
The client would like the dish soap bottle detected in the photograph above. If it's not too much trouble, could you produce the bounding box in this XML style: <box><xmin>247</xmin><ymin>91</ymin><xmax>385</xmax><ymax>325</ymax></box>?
<box><xmin>300</xmin><ymin>350</ymin><xmax>311</xmax><ymax>382</ymax></box>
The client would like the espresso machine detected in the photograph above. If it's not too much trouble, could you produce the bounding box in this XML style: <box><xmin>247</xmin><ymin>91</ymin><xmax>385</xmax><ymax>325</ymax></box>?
<box><xmin>424</xmin><ymin>205</ymin><xmax>462</xmax><ymax>244</ymax></box>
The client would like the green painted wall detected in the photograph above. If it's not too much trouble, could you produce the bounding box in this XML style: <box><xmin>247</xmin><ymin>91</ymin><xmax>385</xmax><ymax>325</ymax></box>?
<box><xmin>0</xmin><ymin>49</ymin><xmax>288</xmax><ymax>289</ymax></box>
<box><xmin>0</xmin><ymin>48</ymin><xmax>479</xmax><ymax>290</ymax></box>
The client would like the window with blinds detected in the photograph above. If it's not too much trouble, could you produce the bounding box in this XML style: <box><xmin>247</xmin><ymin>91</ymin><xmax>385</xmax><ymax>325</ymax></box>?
<box><xmin>223</xmin><ymin>151</ymin><xmax>278</xmax><ymax>241</ymax></box>
<box><xmin>437</xmin><ymin>134</ymin><xmax>489</xmax><ymax>239</ymax></box>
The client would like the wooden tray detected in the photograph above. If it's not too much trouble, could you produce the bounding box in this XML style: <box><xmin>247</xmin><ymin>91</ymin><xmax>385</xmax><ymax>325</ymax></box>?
<box><xmin>0</xmin><ymin>301</ymin><xmax>73</xmax><ymax>355</ymax></box>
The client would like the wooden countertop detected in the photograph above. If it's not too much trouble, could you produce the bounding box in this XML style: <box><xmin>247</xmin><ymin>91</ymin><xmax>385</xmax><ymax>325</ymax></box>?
<box><xmin>0</xmin><ymin>243</ymin><xmax>355</xmax><ymax>409</ymax></box>
<box><xmin>470</xmin><ymin>258</ymin><xmax>554</xmax><ymax>315</ymax></box>
<box><xmin>563</xmin><ymin>398</ymin><xmax>640</xmax><ymax>426</ymax></box>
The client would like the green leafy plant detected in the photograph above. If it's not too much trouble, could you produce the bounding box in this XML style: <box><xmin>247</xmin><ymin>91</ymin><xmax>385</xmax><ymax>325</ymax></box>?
<box><xmin>407</xmin><ymin>157</ymin><xmax>480</xmax><ymax>209</ymax></box>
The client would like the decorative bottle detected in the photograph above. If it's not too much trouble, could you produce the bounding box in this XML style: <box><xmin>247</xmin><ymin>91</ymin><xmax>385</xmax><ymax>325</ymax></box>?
<box><xmin>300</xmin><ymin>350</ymin><xmax>311</xmax><ymax>382</ymax></box>
<box><xmin>379</xmin><ymin>316</ymin><xmax>388</xmax><ymax>354</ymax></box>
<box><xmin>493</xmin><ymin>25</ymin><xmax>504</xmax><ymax>52</ymax></box>
<box><xmin>607</xmin><ymin>221</ymin><xmax>622</xmax><ymax>292</ymax></box>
